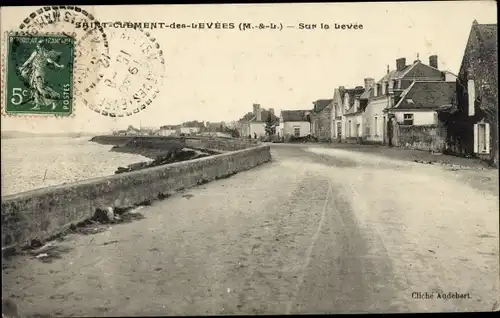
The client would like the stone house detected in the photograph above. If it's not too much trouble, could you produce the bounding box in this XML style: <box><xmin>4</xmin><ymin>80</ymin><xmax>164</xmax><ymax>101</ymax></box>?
<box><xmin>310</xmin><ymin>99</ymin><xmax>334</xmax><ymax>142</ymax></box>
<box><xmin>439</xmin><ymin>21</ymin><xmax>498</xmax><ymax>166</ymax></box>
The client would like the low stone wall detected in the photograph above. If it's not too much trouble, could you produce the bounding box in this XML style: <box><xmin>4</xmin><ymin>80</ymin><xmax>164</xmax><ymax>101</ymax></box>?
<box><xmin>395</xmin><ymin>124</ymin><xmax>447</xmax><ymax>152</ymax></box>
<box><xmin>1</xmin><ymin>144</ymin><xmax>271</xmax><ymax>249</ymax></box>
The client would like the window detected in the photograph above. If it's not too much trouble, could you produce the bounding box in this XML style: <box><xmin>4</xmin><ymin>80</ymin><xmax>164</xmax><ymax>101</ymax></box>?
<box><xmin>374</xmin><ymin>116</ymin><xmax>378</xmax><ymax>135</ymax></box>
<box><xmin>403</xmin><ymin>113</ymin><xmax>414</xmax><ymax>125</ymax></box>
<box><xmin>294</xmin><ymin>127</ymin><xmax>300</xmax><ymax>137</ymax></box>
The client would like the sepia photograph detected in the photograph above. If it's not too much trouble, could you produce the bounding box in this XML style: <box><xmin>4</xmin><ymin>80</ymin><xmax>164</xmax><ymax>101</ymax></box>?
<box><xmin>1</xmin><ymin>1</ymin><xmax>498</xmax><ymax>316</ymax></box>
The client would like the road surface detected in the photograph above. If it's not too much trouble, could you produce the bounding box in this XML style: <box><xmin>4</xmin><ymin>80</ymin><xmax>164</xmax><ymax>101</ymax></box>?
<box><xmin>2</xmin><ymin>144</ymin><xmax>499</xmax><ymax>316</ymax></box>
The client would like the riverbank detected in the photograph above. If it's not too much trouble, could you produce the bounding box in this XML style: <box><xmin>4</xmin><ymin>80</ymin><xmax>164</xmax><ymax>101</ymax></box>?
<box><xmin>90</xmin><ymin>135</ymin><xmax>224</xmax><ymax>174</ymax></box>
<box><xmin>1</xmin><ymin>137</ymin><xmax>151</xmax><ymax>196</ymax></box>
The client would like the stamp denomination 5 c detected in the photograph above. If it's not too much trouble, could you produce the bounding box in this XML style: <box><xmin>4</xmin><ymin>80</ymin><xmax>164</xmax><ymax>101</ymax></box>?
<box><xmin>12</xmin><ymin>6</ymin><xmax>110</xmax><ymax>114</ymax></box>
<box><xmin>4</xmin><ymin>33</ymin><xmax>74</xmax><ymax>115</ymax></box>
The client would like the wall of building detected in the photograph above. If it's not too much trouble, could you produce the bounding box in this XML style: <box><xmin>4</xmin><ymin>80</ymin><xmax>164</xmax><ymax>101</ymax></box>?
<box><xmin>393</xmin><ymin>111</ymin><xmax>438</xmax><ymax>126</ymax></box>
<box><xmin>283</xmin><ymin>121</ymin><xmax>311</xmax><ymax>138</ymax></box>
<box><xmin>159</xmin><ymin>129</ymin><xmax>177</xmax><ymax>136</ymax></box>
<box><xmin>250</xmin><ymin>122</ymin><xmax>266</xmax><ymax>137</ymax></box>
<box><xmin>362</xmin><ymin>98</ymin><xmax>388</xmax><ymax>143</ymax></box>
<box><xmin>180</xmin><ymin>127</ymin><xmax>200</xmax><ymax>135</ymax></box>
<box><xmin>1</xmin><ymin>141</ymin><xmax>271</xmax><ymax>249</ymax></box>
<box><xmin>344</xmin><ymin>115</ymin><xmax>362</xmax><ymax>139</ymax></box>
<box><xmin>311</xmin><ymin>105</ymin><xmax>333</xmax><ymax>141</ymax></box>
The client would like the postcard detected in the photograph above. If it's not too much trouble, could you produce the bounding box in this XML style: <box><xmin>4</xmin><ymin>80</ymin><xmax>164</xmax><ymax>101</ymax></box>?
<box><xmin>1</xmin><ymin>2</ymin><xmax>498</xmax><ymax>316</ymax></box>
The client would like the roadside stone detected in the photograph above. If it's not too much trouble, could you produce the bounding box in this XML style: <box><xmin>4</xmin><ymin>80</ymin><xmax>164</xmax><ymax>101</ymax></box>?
<box><xmin>93</xmin><ymin>207</ymin><xmax>115</xmax><ymax>223</ymax></box>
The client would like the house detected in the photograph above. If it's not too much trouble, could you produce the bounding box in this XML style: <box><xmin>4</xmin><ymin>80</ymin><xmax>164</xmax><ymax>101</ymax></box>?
<box><xmin>359</xmin><ymin>78</ymin><xmax>385</xmax><ymax>143</ymax></box>
<box><xmin>389</xmin><ymin>81</ymin><xmax>456</xmax><ymax>125</ymax></box>
<box><xmin>205</xmin><ymin>122</ymin><xmax>225</xmax><ymax>132</ymax></box>
<box><xmin>250</xmin><ymin>105</ymin><xmax>279</xmax><ymax>137</ymax></box>
<box><xmin>332</xmin><ymin>87</ymin><xmax>345</xmax><ymax>142</ymax></box>
<box><xmin>238</xmin><ymin>104</ymin><xmax>279</xmax><ymax>138</ymax></box>
<box><xmin>158</xmin><ymin>125</ymin><xmax>177</xmax><ymax>136</ymax></box>
<box><xmin>180</xmin><ymin>127</ymin><xmax>200</xmax><ymax>135</ymax></box>
<box><xmin>439</xmin><ymin>21</ymin><xmax>498</xmax><ymax>165</ymax></box>
<box><xmin>357</xmin><ymin>55</ymin><xmax>447</xmax><ymax>144</ymax></box>
<box><xmin>280</xmin><ymin>110</ymin><xmax>312</xmax><ymax>139</ymax></box>
<box><xmin>310</xmin><ymin>99</ymin><xmax>334</xmax><ymax>141</ymax></box>
<box><xmin>180</xmin><ymin>121</ymin><xmax>204</xmax><ymax>135</ymax></box>
<box><xmin>237</xmin><ymin>112</ymin><xmax>255</xmax><ymax>137</ymax></box>
<box><xmin>340</xmin><ymin>86</ymin><xmax>365</xmax><ymax>142</ymax></box>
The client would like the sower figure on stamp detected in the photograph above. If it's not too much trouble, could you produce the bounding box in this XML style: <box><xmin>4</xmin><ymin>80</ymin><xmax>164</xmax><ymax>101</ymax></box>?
<box><xmin>18</xmin><ymin>40</ymin><xmax>65</xmax><ymax>111</ymax></box>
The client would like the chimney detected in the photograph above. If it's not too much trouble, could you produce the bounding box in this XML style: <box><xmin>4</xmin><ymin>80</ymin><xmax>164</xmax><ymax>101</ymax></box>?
<box><xmin>429</xmin><ymin>55</ymin><xmax>438</xmax><ymax>69</ymax></box>
<box><xmin>364</xmin><ymin>78</ymin><xmax>375</xmax><ymax>90</ymax></box>
<box><xmin>396</xmin><ymin>58</ymin><xmax>406</xmax><ymax>71</ymax></box>
<box><xmin>253</xmin><ymin>103</ymin><xmax>261</xmax><ymax>120</ymax></box>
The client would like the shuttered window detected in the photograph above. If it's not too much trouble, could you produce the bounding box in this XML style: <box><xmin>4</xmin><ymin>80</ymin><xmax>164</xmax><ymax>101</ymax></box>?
<box><xmin>473</xmin><ymin>122</ymin><xmax>490</xmax><ymax>154</ymax></box>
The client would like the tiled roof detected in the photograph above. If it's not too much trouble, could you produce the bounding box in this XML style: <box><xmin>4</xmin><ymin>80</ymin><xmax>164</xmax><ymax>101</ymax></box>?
<box><xmin>359</xmin><ymin>87</ymin><xmax>372</xmax><ymax>100</ymax></box>
<box><xmin>313</xmin><ymin>99</ymin><xmax>333</xmax><ymax>113</ymax></box>
<box><xmin>344</xmin><ymin>87</ymin><xmax>365</xmax><ymax>112</ymax></box>
<box><xmin>281</xmin><ymin>110</ymin><xmax>310</xmax><ymax>122</ymax></box>
<box><xmin>253</xmin><ymin>110</ymin><xmax>279</xmax><ymax>123</ymax></box>
<box><xmin>392</xmin><ymin>81</ymin><xmax>456</xmax><ymax>110</ymax></box>
<box><xmin>238</xmin><ymin>112</ymin><xmax>256</xmax><ymax>122</ymax></box>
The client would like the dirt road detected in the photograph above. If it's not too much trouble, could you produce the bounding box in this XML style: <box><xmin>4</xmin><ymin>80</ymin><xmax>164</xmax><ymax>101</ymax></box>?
<box><xmin>2</xmin><ymin>144</ymin><xmax>498</xmax><ymax>316</ymax></box>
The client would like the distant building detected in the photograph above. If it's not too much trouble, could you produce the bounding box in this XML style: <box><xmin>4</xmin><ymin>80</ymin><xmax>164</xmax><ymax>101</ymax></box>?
<box><xmin>159</xmin><ymin>128</ymin><xmax>177</xmax><ymax>136</ymax></box>
<box><xmin>341</xmin><ymin>86</ymin><xmax>365</xmax><ymax>142</ymax></box>
<box><xmin>310</xmin><ymin>99</ymin><xmax>334</xmax><ymax>142</ymax></box>
<box><xmin>180</xmin><ymin>121</ymin><xmax>205</xmax><ymax>135</ymax></box>
<box><xmin>280</xmin><ymin>110</ymin><xmax>311</xmax><ymax>138</ymax></box>
<box><xmin>180</xmin><ymin>127</ymin><xmax>201</xmax><ymax>135</ymax></box>
<box><xmin>237</xmin><ymin>104</ymin><xmax>279</xmax><ymax>138</ymax></box>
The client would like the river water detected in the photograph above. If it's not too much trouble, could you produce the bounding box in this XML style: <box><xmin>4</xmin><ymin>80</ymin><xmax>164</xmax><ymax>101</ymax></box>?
<box><xmin>1</xmin><ymin>137</ymin><xmax>151</xmax><ymax>196</ymax></box>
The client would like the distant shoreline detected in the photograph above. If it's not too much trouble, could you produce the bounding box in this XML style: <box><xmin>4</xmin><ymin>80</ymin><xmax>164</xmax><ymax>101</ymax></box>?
<box><xmin>1</xmin><ymin>132</ymin><xmax>108</xmax><ymax>139</ymax></box>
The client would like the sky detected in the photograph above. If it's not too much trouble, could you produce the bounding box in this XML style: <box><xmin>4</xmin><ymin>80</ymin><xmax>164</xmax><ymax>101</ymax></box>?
<box><xmin>0</xmin><ymin>1</ymin><xmax>497</xmax><ymax>133</ymax></box>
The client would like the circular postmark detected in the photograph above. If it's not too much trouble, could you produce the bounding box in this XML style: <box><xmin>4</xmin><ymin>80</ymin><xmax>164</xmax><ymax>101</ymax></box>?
<box><xmin>17</xmin><ymin>6</ymin><xmax>110</xmax><ymax>98</ymax></box>
<box><xmin>78</xmin><ymin>27</ymin><xmax>165</xmax><ymax>117</ymax></box>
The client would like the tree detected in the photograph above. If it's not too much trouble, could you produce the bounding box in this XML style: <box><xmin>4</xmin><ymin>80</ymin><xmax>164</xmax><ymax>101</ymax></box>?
<box><xmin>265</xmin><ymin>112</ymin><xmax>275</xmax><ymax>136</ymax></box>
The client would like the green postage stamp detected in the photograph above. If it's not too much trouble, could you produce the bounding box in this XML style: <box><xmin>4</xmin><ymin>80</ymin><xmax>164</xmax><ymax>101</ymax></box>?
<box><xmin>3</xmin><ymin>33</ymin><xmax>75</xmax><ymax>116</ymax></box>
